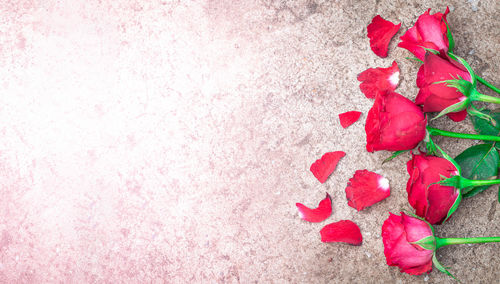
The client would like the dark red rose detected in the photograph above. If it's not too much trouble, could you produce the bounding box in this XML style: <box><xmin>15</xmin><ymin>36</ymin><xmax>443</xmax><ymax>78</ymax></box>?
<box><xmin>416</xmin><ymin>52</ymin><xmax>471</xmax><ymax>122</ymax></box>
<box><xmin>398</xmin><ymin>7</ymin><xmax>450</xmax><ymax>61</ymax></box>
<box><xmin>382</xmin><ymin>212</ymin><xmax>435</xmax><ymax>275</ymax></box>
<box><xmin>406</xmin><ymin>152</ymin><xmax>461</xmax><ymax>225</ymax></box>
<box><xmin>365</xmin><ymin>92</ymin><xmax>427</xmax><ymax>152</ymax></box>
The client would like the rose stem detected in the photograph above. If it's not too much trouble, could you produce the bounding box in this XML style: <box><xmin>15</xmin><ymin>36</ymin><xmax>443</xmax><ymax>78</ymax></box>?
<box><xmin>476</xmin><ymin>76</ymin><xmax>500</xmax><ymax>95</ymax></box>
<box><xmin>473</xmin><ymin>92</ymin><xmax>500</xmax><ymax>104</ymax></box>
<box><xmin>461</xmin><ymin>178</ymin><xmax>500</xmax><ymax>188</ymax></box>
<box><xmin>427</xmin><ymin>127</ymin><xmax>500</xmax><ymax>142</ymax></box>
<box><xmin>436</xmin><ymin>236</ymin><xmax>500</xmax><ymax>249</ymax></box>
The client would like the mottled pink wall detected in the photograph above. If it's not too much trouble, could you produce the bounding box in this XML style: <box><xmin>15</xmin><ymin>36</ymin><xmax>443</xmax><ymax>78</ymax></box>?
<box><xmin>0</xmin><ymin>0</ymin><xmax>499</xmax><ymax>283</ymax></box>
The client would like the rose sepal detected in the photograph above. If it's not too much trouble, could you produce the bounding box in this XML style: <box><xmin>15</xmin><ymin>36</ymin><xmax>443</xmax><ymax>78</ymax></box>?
<box><xmin>410</xmin><ymin>235</ymin><xmax>437</xmax><ymax>250</ymax></box>
<box><xmin>447</xmin><ymin>52</ymin><xmax>477</xmax><ymax>86</ymax></box>
<box><xmin>432</xmin><ymin>253</ymin><xmax>456</xmax><ymax>280</ymax></box>
<box><xmin>444</xmin><ymin>20</ymin><xmax>454</xmax><ymax>53</ymax></box>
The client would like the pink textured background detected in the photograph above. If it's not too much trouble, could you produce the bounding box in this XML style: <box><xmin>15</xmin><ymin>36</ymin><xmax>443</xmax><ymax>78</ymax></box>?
<box><xmin>0</xmin><ymin>0</ymin><xmax>499</xmax><ymax>283</ymax></box>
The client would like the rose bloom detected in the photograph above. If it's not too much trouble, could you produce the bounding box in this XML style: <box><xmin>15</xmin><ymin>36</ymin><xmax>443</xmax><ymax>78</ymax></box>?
<box><xmin>416</xmin><ymin>52</ymin><xmax>471</xmax><ymax>122</ymax></box>
<box><xmin>398</xmin><ymin>7</ymin><xmax>450</xmax><ymax>61</ymax></box>
<box><xmin>382</xmin><ymin>212</ymin><xmax>435</xmax><ymax>275</ymax></box>
<box><xmin>406</xmin><ymin>152</ymin><xmax>460</xmax><ymax>225</ymax></box>
<box><xmin>365</xmin><ymin>91</ymin><xmax>427</xmax><ymax>152</ymax></box>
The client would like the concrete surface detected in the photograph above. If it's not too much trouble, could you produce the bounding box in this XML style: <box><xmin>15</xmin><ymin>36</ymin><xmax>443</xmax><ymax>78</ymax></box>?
<box><xmin>0</xmin><ymin>0</ymin><xmax>499</xmax><ymax>283</ymax></box>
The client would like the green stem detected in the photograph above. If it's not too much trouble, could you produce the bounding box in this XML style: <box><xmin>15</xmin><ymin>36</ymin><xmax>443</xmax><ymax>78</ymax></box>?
<box><xmin>477</xmin><ymin>76</ymin><xmax>500</xmax><ymax>95</ymax></box>
<box><xmin>427</xmin><ymin>127</ymin><xmax>500</xmax><ymax>142</ymax></box>
<box><xmin>436</xmin><ymin>236</ymin><xmax>500</xmax><ymax>249</ymax></box>
<box><xmin>472</xmin><ymin>92</ymin><xmax>500</xmax><ymax>104</ymax></box>
<box><xmin>462</xmin><ymin>178</ymin><xmax>500</xmax><ymax>188</ymax></box>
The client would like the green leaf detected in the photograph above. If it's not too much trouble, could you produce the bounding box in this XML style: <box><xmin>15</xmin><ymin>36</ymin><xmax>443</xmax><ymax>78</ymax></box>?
<box><xmin>455</xmin><ymin>144</ymin><xmax>500</xmax><ymax>198</ymax></box>
<box><xmin>469</xmin><ymin>108</ymin><xmax>500</xmax><ymax>137</ymax></box>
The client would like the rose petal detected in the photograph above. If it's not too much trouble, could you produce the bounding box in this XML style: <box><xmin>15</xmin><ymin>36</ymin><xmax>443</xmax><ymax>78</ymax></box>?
<box><xmin>339</xmin><ymin>111</ymin><xmax>362</xmax><ymax>128</ymax></box>
<box><xmin>310</xmin><ymin>151</ymin><xmax>346</xmax><ymax>183</ymax></box>
<box><xmin>345</xmin><ymin>170</ymin><xmax>391</xmax><ymax>211</ymax></box>
<box><xmin>358</xmin><ymin>61</ymin><xmax>399</xmax><ymax>99</ymax></box>
<box><xmin>367</xmin><ymin>15</ymin><xmax>401</xmax><ymax>58</ymax></box>
<box><xmin>446</xmin><ymin>110</ymin><xmax>467</xmax><ymax>122</ymax></box>
<box><xmin>296</xmin><ymin>193</ymin><xmax>332</xmax><ymax>223</ymax></box>
<box><xmin>320</xmin><ymin>220</ymin><xmax>363</xmax><ymax>246</ymax></box>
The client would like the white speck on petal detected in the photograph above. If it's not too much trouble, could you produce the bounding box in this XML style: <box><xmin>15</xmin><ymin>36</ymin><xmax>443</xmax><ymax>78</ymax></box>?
<box><xmin>378</xmin><ymin>177</ymin><xmax>390</xmax><ymax>191</ymax></box>
<box><xmin>389</xmin><ymin>71</ymin><xmax>399</xmax><ymax>86</ymax></box>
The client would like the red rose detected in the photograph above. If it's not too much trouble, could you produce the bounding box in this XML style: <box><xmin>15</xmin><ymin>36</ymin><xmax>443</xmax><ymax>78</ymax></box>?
<box><xmin>406</xmin><ymin>152</ymin><xmax>461</xmax><ymax>225</ymax></box>
<box><xmin>398</xmin><ymin>7</ymin><xmax>450</xmax><ymax>61</ymax></box>
<box><xmin>382</xmin><ymin>212</ymin><xmax>435</xmax><ymax>275</ymax></box>
<box><xmin>416</xmin><ymin>52</ymin><xmax>471</xmax><ymax>122</ymax></box>
<box><xmin>365</xmin><ymin>92</ymin><xmax>427</xmax><ymax>152</ymax></box>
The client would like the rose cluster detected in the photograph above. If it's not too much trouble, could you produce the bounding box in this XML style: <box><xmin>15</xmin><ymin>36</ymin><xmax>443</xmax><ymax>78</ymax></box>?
<box><xmin>296</xmin><ymin>6</ymin><xmax>500</xmax><ymax>280</ymax></box>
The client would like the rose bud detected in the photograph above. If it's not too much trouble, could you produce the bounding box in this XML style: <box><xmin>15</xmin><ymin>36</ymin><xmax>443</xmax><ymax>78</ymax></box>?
<box><xmin>416</xmin><ymin>52</ymin><xmax>473</xmax><ymax>122</ymax></box>
<box><xmin>406</xmin><ymin>152</ymin><xmax>461</xmax><ymax>225</ymax></box>
<box><xmin>382</xmin><ymin>212</ymin><xmax>435</xmax><ymax>275</ymax></box>
<box><xmin>365</xmin><ymin>92</ymin><xmax>427</xmax><ymax>152</ymax></box>
<box><xmin>398</xmin><ymin>7</ymin><xmax>451</xmax><ymax>61</ymax></box>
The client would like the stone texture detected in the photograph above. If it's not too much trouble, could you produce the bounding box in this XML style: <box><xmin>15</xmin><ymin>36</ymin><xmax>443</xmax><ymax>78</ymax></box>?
<box><xmin>0</xmin><ymin>0</ymin><xmax>498</xmax><ymax>283</ymax></box>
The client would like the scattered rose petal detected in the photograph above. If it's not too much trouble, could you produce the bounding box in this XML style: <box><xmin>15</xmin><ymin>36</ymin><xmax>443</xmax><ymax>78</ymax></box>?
<box><xmin>339</xmin><ymin>111</ymin><xmax>362</xmax><ymax>128</ymax></box>
<box><xmin>320</xmin><ymin>220</ymin><xmax>363</xmax><ymax>246</ymax></box>
<box><xmin>310</xmin><ymin>151</ymin><xmax>346</xmax><ymax>183</ymax></box>
<box><xmin>367</xmin><ymin>15</ymin><xmax>401</xmax><ymax>58</ymax></box>
<box><xmin>358</xmin><ymin>61</ymin><xmax>400</xmax><ymax>99</ymax></box>
<box><xmin>296</xmin><ymin>193</ymin><xmax>332</xmax><ymax>223</ymax></box>
<box><xmin>345</xmin><ymin>170</ymin><xmax>391</xmax><ymax>211</ymax></box>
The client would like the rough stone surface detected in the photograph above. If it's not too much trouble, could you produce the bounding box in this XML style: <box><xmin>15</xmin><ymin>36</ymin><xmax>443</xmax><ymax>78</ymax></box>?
<box><xmin>0</xmin><ymin>0</ymin><xmax>499</xmax><ymax>283</ymax></box>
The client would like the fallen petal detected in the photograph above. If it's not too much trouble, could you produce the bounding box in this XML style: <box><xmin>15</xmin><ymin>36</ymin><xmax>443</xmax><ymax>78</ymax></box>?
<box><xmin>296</xmin><ymin>193</ymin><xmax>332</xmax><ymax>222</ymax></box>
<box><xmin>358</xmin><ymin>61</ymin><xmax>400</xmax><ymax>99</ymax></box>
<box><xmin>320</xmin><ymin>220</ymin><xmax>363</xmax><ymax>246</ymax></box>
<box><xmin>310</xmin><ymin>151</ymin><xmax>346</xmax><ymax>183</ymax></box>
<box><xmin>367</xmin><ymin>15</ymin><xmax>401</xmax><ymax>58</ymax></box>
<box><xmin>345</xmin><ymin>170</ymin><xmax>390</xmax><ymax>211</ymax></box>
<box><xmin>339</xmin><ymin>111</ymin><xmax>362</xmax><ymax>128</ymax></box>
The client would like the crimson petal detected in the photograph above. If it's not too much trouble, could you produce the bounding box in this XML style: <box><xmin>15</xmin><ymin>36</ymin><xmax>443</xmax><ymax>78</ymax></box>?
<box><xmin>345</xmin><ymin>170</ymin><xmax>391</xmax><ymax>211</ymax></box>
<box><xmin>296</xmin><ymin>193</ymin><xmax>332</xmax><ymax>223</ymax></box>
<box><xmin>367</xmin><ymin>15</ymin><xmax>401</xmax><ymax>58</ymax></box>
<box><xmin>320</xmin><ymin>220</ymin><xmax>363</xmax><ymax>246</ymax></box>
<box><xmin>358</xmin><ymin>61</ymin><xmax>400</xmax><ymax>99</ymax></box>
<box><xmin>310</xmin><ymin>151</ymin><xmax>346</xmax><ymax>183</ymax></box>
<box><xmin>446</xmin><ymin>110</ymin><xmax>467</xmax><ymax>122</ymax></box>
<box><xmin>339</xmin><ymin>111</ymin><xmax>362</xmax><ymax>128</ymax></box>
